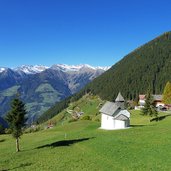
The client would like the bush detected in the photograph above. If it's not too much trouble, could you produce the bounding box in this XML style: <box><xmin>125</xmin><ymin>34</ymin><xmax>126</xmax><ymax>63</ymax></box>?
<box><xmin>92</xmin><ymin>117</ymin><xmax>100</xmax><ymax>122</ymax></box>
<box><xmin>81</xmin><ymin>115</ymin><xmax>91</xmax><ymax>120</ymax></box>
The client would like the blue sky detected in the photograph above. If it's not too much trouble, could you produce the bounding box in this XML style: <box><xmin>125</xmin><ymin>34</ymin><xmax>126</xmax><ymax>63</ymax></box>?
<box><xmin>0</xmin><ymin>0</ymin><xmax>171</xmax><ymax>68</ymax></box>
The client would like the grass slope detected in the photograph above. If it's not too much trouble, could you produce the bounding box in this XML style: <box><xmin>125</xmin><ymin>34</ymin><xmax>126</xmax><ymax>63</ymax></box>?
<box><xmin>0</xmin><ymin>85</ymin><xmax>20</xmax><ymax>97</ymax></box>
<box><xmin>1</xmin><ymin>110</ymin><xmax>171</xmax><ymax>170</ymax></box>
<box><xmin>45</xmin><ymin>94</ymin><xmax>104</xmax><ymax>125</ymax></box>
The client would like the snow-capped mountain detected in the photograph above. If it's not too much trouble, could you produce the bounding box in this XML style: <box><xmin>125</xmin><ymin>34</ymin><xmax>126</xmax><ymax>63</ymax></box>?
<box><xmin>94</xmin><ymin>66</ymin><xmax>111</xmax><ymax>71</ymax></box>
<box><xmin>0</xmin><ymin>63</ymin><xmax>110</xmax><ymax>122</ymax></box>
<box><xmin>51</xmin><ymin>64</ymin><xmax>110</xmax><ymax>72</ymax></box>
<box><xmin>0</xmin><ymin>64</ymin><xmax>110</xmax><ymax>75</ymax></box>
<box><xmin>0</xmin><ymin>67</ymin><xmax>8</xmax><ymax>73</ymax></box>
<box><xmin>14</xmin><ymin>65</ymin><xmax>49</xmax><ymax>74</ymax></box>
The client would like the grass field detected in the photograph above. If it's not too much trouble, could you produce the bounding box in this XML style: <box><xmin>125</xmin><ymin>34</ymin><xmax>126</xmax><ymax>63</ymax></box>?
<box><xmin>1</xmin><ymin>109</ymin><xmax>171</xmax><ymax>171</ymax></box>
<box><xmin>45</xmin><ymin>94</ymin><xmax>104</xmax><ymax>126</ymax></box>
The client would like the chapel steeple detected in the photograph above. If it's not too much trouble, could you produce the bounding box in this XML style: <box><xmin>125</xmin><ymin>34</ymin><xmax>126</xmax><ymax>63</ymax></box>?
<box><xmin>115</xmin><ymin>92</ymin><xmax>125</xmax><ymax>109</ymax></box>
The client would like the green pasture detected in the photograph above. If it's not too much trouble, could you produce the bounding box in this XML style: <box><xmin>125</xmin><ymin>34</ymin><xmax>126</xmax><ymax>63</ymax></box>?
<box><xmin>1</xmin><ymin>109</ymin><xmax>171</xmax><ymax>170</ymax></box>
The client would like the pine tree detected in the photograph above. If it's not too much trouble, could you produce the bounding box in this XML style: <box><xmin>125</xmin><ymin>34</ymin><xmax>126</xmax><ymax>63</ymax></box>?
<box><xmin>163</xmin><ymin>81</ymin><xmax>171</xmax><ymax>104</ymax></box>
<box><xmin>142</xmin><ymin>90</ymin><xmax>158</xmax><ymax>118</ymax></box>
<box><xmin>5</xmin><ymin>97</ymin><xmax>27</xmax><ymax>152</ymax></box>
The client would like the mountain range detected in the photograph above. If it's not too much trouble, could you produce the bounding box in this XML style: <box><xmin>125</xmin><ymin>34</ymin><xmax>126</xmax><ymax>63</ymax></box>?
<box><xmin>0</xmin><ymin>64</ymin><xmax>109</xmax><ymax>123</ymax></box>
<box><xmin>38</xmin><ymin>31</ymin><xmax>171</xmax><ymax>122</ymax></box>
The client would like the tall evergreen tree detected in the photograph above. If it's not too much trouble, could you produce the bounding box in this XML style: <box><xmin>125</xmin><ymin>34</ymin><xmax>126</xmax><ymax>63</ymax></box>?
<box><xmin>6</xmin><ymin>97</ymin><xmax>27</xmax><ymax>152</ymax></box>
<box><xmin>163</xmin><ymin>81</ymin><xmax>171</xmax><ymax>104</ymax></box>
<box><xmin>142</xmin><ymin>90</ymin><xmax>158</xmax><ymax>118</ymax></box>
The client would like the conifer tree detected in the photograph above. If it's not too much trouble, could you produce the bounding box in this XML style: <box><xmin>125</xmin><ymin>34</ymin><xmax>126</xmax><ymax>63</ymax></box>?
<box><xmin>6</xmin><ymin>97</ymin><xmax>27</xmax><ymax>152</ymax></box>
<box><xmin>142</xmin><ymin>90</ymin><xmax>158</xmax><ymax>118</ymax></box>
<box><xmin>163</xmin><ymin>81</ymin><xmax>171</xmax><ymax>104</ymax></box>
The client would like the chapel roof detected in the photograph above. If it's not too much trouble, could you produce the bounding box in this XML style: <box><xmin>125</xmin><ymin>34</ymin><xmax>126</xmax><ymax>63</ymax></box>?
<box><xmin>99</xmin><ymin>101</ymin><xmax>120</xmax><ymax>116</ymax></box>
<box><xmin>115</xmin><ymin>92</ymin><xmax>125</xmax><ymax>102</ymax></box>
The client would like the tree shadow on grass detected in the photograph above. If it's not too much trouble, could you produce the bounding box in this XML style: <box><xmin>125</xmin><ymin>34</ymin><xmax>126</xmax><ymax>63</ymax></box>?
<box><xmin>0</xmin><ymin>162</ymin><xmax>32</xmax><ymax>171</ymax></box>
<box><xmin>36</xmin><ymin>137</ymin><xmax>95</xmax><ymax>149</ymax></box>
<box><xmin>0</xmin><ymin>139</ymin><xmax>5</xmax><ymax>143</ymax></box>
<box><xmin>130</xmin><ymin>125</ymin><xmax>146</xmax><ymax>127</ymax></box>
<box><xmin>150</xmin><ymin>114</ymin><xmax>171</xmax><ymax>122</ymax></box>
<box><xmin>130</xmin><ymin>124</ymin><xmax>156</xmax><ymax>127</ymax></box>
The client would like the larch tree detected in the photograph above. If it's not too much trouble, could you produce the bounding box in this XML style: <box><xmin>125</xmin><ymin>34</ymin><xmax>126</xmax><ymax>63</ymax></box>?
<box><xmin>162</xmin><ymin>81</ymin><xmax>171</xmax><ymax>104</ymax></box>
<box><xmin>6</xmin><ymin>97</ymin><xmax>27</xmax><ymax>152</ymax></box>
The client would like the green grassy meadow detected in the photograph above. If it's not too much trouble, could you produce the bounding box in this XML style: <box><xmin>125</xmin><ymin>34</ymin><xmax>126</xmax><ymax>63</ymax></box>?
<box><xmin>1</xmin><ymin>109</ymin><xmax>171</xmax><ymax>171</ymax></box>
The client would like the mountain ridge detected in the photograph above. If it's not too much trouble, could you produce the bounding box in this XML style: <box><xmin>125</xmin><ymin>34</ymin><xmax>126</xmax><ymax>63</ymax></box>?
<box><xmin>0</xmin><ymin>64</ymin><xmax>110</xmax><ymax>74</ymax></box>
<box><xmin>0</xmin><ymin>64</ymin><xmax>109</xmax><ymax>123</ymax></box>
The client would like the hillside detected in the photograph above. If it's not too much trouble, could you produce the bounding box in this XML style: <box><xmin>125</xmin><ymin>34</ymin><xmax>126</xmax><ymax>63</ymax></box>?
<box><xmin>39</xmin><ymin>31</ymin><xmax>171</xmax><ymax>122</ymax></box>
<box><xmin>44</xmin><ymin>94</ymin><xmax>104</xmax><ymax>125</ymax></box>
<box><xmin>85</xmin><ymin>31</ymin><xmax>171</xmax><ymax>100</ymax></box>
<box><xmin>1</xmin><ymin>110</ymin><xmax>171</xmax><ymax>170</ymax></box>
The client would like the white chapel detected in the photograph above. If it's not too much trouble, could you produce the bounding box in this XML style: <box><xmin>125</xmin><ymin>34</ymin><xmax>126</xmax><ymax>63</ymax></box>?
<box><xmin>100</xmin><ymin>92</ymin><xmax>130</xmax><ymax>130</ymax></box>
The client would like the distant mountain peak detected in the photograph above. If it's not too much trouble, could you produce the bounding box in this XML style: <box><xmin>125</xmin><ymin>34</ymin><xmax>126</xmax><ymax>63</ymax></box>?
<box><xmin>1</xmin><ymin>64</ymin><xmax>110</xmax><ymax>75</ymax></box>
<box><xmin>0</xmin><ymin>63</ymin><xmax>109</xmax><ymax>122</ymax></box>
<box><xmin>14</xmin><ymin>65</ymin><xmax>49</xmax><ymax>74</ymax></box>
<box><xmin>51</xmin><ymin>64</ymin><xmax>110</xmax><ymax>72</ymax></box>
<box><xmin>0</xmin><ymin>67</ymin><xmax>8</xmax><ymax>73</ymax></box>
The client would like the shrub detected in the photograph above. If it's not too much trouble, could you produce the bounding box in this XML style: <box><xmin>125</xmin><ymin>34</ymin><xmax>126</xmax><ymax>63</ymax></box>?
<box><xmin>81</xmin><ymin>115</ymin><xmax>91</xmax><ymax>120</ymax></box>
<box><xmin>93</xmin><ymin>118</ymin><xmax>100</xmax><ymax>122</ymax></box>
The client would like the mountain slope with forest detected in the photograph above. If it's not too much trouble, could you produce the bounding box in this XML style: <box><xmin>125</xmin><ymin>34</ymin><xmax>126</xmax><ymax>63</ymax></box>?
<box><xmin>85</xmin><ymin>31</ymin><xmax>171</xmax><ymax>100</ymax></box>
<box><xmin>39</xmin><ymin>31</ymin><xmax>171</xmax><ymax>122</ymax></box>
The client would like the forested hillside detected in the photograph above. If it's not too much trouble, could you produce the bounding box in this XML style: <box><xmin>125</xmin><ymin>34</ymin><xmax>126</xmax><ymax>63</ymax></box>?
<box><xmin>86</xmin><ymin>31</ymin><xmax>171</xmax><ymax>100</ymax></box>
<box><xmin>38</xmin><ymin>31</ymin><xmax>171</xmax><ymax>122</ymax></box>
